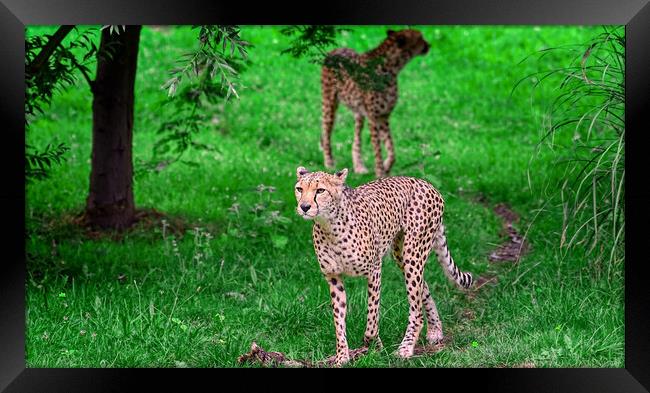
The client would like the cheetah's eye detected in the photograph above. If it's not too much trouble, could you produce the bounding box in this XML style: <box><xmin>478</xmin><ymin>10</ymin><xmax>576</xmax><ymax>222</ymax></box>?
<box><xmin>316</xmin><ymin>188</ymin><xmax>325</xmax><ymax>194</ymax></box>
<box><xmin>295</xmin><ymin>187</ymin><xmax>303</xmax><ymax>193</ymax></box>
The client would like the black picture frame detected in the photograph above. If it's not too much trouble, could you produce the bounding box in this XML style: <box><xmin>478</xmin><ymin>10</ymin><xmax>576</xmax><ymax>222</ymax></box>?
<box><xmin>2</xmin><ymin>0</ymin><xmax>649</xmax><ymax>391</ymax></box>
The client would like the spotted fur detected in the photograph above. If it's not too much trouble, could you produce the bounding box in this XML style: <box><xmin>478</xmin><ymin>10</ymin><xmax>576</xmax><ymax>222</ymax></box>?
<box><xmin>294</xmin><ymin>166</ymin><xmax>473</xmax><ymax>366</ymax></box>
<box><xmin>320</xmin><ymin>29</ymin><xmax>430</xmax><ymax>177</ymax></box>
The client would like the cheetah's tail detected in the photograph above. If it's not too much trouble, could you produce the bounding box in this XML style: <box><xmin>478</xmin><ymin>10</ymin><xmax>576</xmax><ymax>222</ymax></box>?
<box><xmin>433</xmin><ymin>223</ymin><xmax>473</xmax><ymax>289</ymax></box>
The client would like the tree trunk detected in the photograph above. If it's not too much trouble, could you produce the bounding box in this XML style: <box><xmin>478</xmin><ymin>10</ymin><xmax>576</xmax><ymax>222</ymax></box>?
<box><xmin>85</xmin><ymin>26</ymin><xmax>142</xmax><ymax>230</ymax></box>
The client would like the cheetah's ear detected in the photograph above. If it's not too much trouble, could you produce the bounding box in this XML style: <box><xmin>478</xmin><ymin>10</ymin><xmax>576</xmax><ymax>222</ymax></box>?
<box><xmin>334</xmin><ymin>168</ymin><xmax>348</xmax><ymax>183</ymax></box>
<box><xmin>296</xmin><ymin>166</ymin><xmax>310</xmax><ymax>179</ymax></box>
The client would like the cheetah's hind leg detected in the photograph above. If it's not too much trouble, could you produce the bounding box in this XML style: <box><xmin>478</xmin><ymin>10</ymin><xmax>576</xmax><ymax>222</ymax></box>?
<box><xmin>363</xmin><ymin>267</ymin><xmax>383</xmax><ymax>349</ymax></box>
<box><xmin>352</xmin><ymin>113</ymin><xmax>369</xmax><ymax>174</ymax></box>
<box><xmin>321</xmin><ymin>69</ymin><xmax>339</xmax><ymax>169</ymax></box>
<box><xmin>379</xmin><ymin>122</ymin><xmax>395</xmax><ymax>175</ymax></box>
<box><xmin>392</xmin><ymin>231</ymin><xmax>442</xmax><ymax>356</ymax></box>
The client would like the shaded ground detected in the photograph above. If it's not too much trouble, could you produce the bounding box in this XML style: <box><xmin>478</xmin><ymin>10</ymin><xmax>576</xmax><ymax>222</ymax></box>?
<box><xmin>31</xmin><ymin>207</ymin><xmax>218</xmax><ymax>242</ymax></box>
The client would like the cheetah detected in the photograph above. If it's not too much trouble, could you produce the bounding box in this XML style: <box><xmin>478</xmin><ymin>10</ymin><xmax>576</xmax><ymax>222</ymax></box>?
<box><xmin>294</xmin><ymin>166</ymin><xmax>473</xmax><ymax>366</ymax></box>
<box><xmin>320</xmin><ymin>29</ymin><xmax>430</xmax><ymax>178</ymax></box>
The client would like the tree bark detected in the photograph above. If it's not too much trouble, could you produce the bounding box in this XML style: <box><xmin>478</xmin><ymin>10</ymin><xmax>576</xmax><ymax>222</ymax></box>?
<box><xmin>85</xmin><ymin>26</ymin><xmax>142</xmax><ymax>230</ymax></box>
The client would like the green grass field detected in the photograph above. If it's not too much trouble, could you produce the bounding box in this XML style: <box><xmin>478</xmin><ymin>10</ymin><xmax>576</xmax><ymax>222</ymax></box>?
<box><xmin>26</xmin><ymin>25</ymin><xmax>624</xmax><ymax>367</ymax></box>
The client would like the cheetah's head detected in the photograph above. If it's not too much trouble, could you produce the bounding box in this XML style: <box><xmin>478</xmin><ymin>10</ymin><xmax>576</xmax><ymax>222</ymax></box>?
<box><xmin>387</xmin><ymin>29</ymin><xmax>430</xmax><ymax>57</ymax></box>
<box><xmin>294</xmin><ymin>166</ymin><xmax>348</xmax><ymax>220</ymax></box>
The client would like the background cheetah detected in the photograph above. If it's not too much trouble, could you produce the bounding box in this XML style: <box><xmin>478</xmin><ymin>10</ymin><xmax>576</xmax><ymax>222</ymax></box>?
<box><xmin>320</xmin><ymin>29</ymin><xmax>430</xmax><ymax>177</ymax></box>
<box><xmin>294</xmin><ymin>166</ymin><xmax>473</xmax><ymax>366</ymax></box>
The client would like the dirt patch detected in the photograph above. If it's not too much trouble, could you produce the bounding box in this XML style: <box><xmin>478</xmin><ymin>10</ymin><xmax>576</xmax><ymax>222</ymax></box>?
<box><xmin>493</xmin><ymin>203</ymin><xmax>520</xmax><ymax>223</ymax></box>
<box><xmin>465</xmin><ymin>201</ymin><xmax>530</xmax><ymax>301</ymax></box>
<box><xmin>80</xmin><ymin>208</ymin><xmax>191</xmax><ymax>240</ymax></box>
<box><xmin>31</xmin><ymin>208</ymin><xmax>219</xmax><ymax>242</ymax></box>
<box><xmin>465</xmin><ymin>192</ymin><xmax>530</xmax><ymax>264</ymax></box>
<box><xmin>488</xmin><ymin>203</ymin><xmax>530</xmax><ymax>263</ymax></box>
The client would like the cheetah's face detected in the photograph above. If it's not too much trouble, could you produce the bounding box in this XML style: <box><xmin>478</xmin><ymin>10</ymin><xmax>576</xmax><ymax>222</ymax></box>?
<box><xmin>294</xmin><ymin>167</ymin><xmax>348</xmax><ymax>220</ymax></box>
<box><xmin>388</xmin><ymin>29</ymin><xmax>430</xmax><ymax>56</ymax></box>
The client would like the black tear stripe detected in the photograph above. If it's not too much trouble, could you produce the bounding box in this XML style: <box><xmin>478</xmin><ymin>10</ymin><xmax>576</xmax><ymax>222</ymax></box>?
<box><xmin>313</xmin><ymin>181</ymin><xmax>320</xmax><ymax>212</ymax></box>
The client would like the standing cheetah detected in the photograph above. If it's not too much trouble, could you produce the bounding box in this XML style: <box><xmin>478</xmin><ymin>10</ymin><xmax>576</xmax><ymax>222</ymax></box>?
<box><xmin>294</xmin><ymin>166</ymin><xmax>473</xmax><ymax>366</ymax></box>
<box><xmin>320</xmin><ymin>29</ymin><xmax>430</xmax><ymax>177</ymax></box>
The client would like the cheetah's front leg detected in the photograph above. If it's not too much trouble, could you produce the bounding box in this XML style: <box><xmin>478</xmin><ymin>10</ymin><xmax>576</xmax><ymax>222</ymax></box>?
<box><xmin>327</xmin><ymin>275</ymin><xmax>350</xmax><ymax>366</ymax></box>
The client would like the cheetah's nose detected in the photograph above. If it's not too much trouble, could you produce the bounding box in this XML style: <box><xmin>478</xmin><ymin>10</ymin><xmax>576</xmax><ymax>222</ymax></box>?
<box><xmin>300</xmin><ymin>203</ymin><xmax>311</xmax><ymax>213</ymax></box>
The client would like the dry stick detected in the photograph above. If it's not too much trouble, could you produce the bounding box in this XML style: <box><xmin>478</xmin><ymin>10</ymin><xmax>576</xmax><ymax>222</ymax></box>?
<box><xmin>511</xmin><ymin>261</ymin><xmax>543</xmax><ymax>287</ymax></box>
<box><xmin>472</xmin><ymin>275</ymin><xmax>498</xmax><ymax>291</ymax></box>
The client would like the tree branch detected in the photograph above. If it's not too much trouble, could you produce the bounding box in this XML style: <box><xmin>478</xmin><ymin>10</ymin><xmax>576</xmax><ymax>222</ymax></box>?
<box><xmin>26</xmin><ymin>25</ymin><xmax>75</xmax><ymax>75</ymax></box>
<box><xmin>70</xmin><ymin>57</ymin><xmax>95</xmax><ymax>91</ymax></box>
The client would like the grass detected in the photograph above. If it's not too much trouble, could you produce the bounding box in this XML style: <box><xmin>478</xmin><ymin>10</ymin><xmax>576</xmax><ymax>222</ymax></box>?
<box><xmin>25</xmin><ymin>25</ymin><xmax>623</xmax><ymax>367</ymax></box>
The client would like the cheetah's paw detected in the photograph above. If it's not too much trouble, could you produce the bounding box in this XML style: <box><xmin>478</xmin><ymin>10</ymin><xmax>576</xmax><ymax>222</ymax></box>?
<box><xmin>396</xmin><ymin>345</ymin><xmax>415</xmax><ymax>359</ymax></box>
<box><xmin>426</xmin><ymin>329</ymin><xmax>444</xmax><ymax>345</ymax></box>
